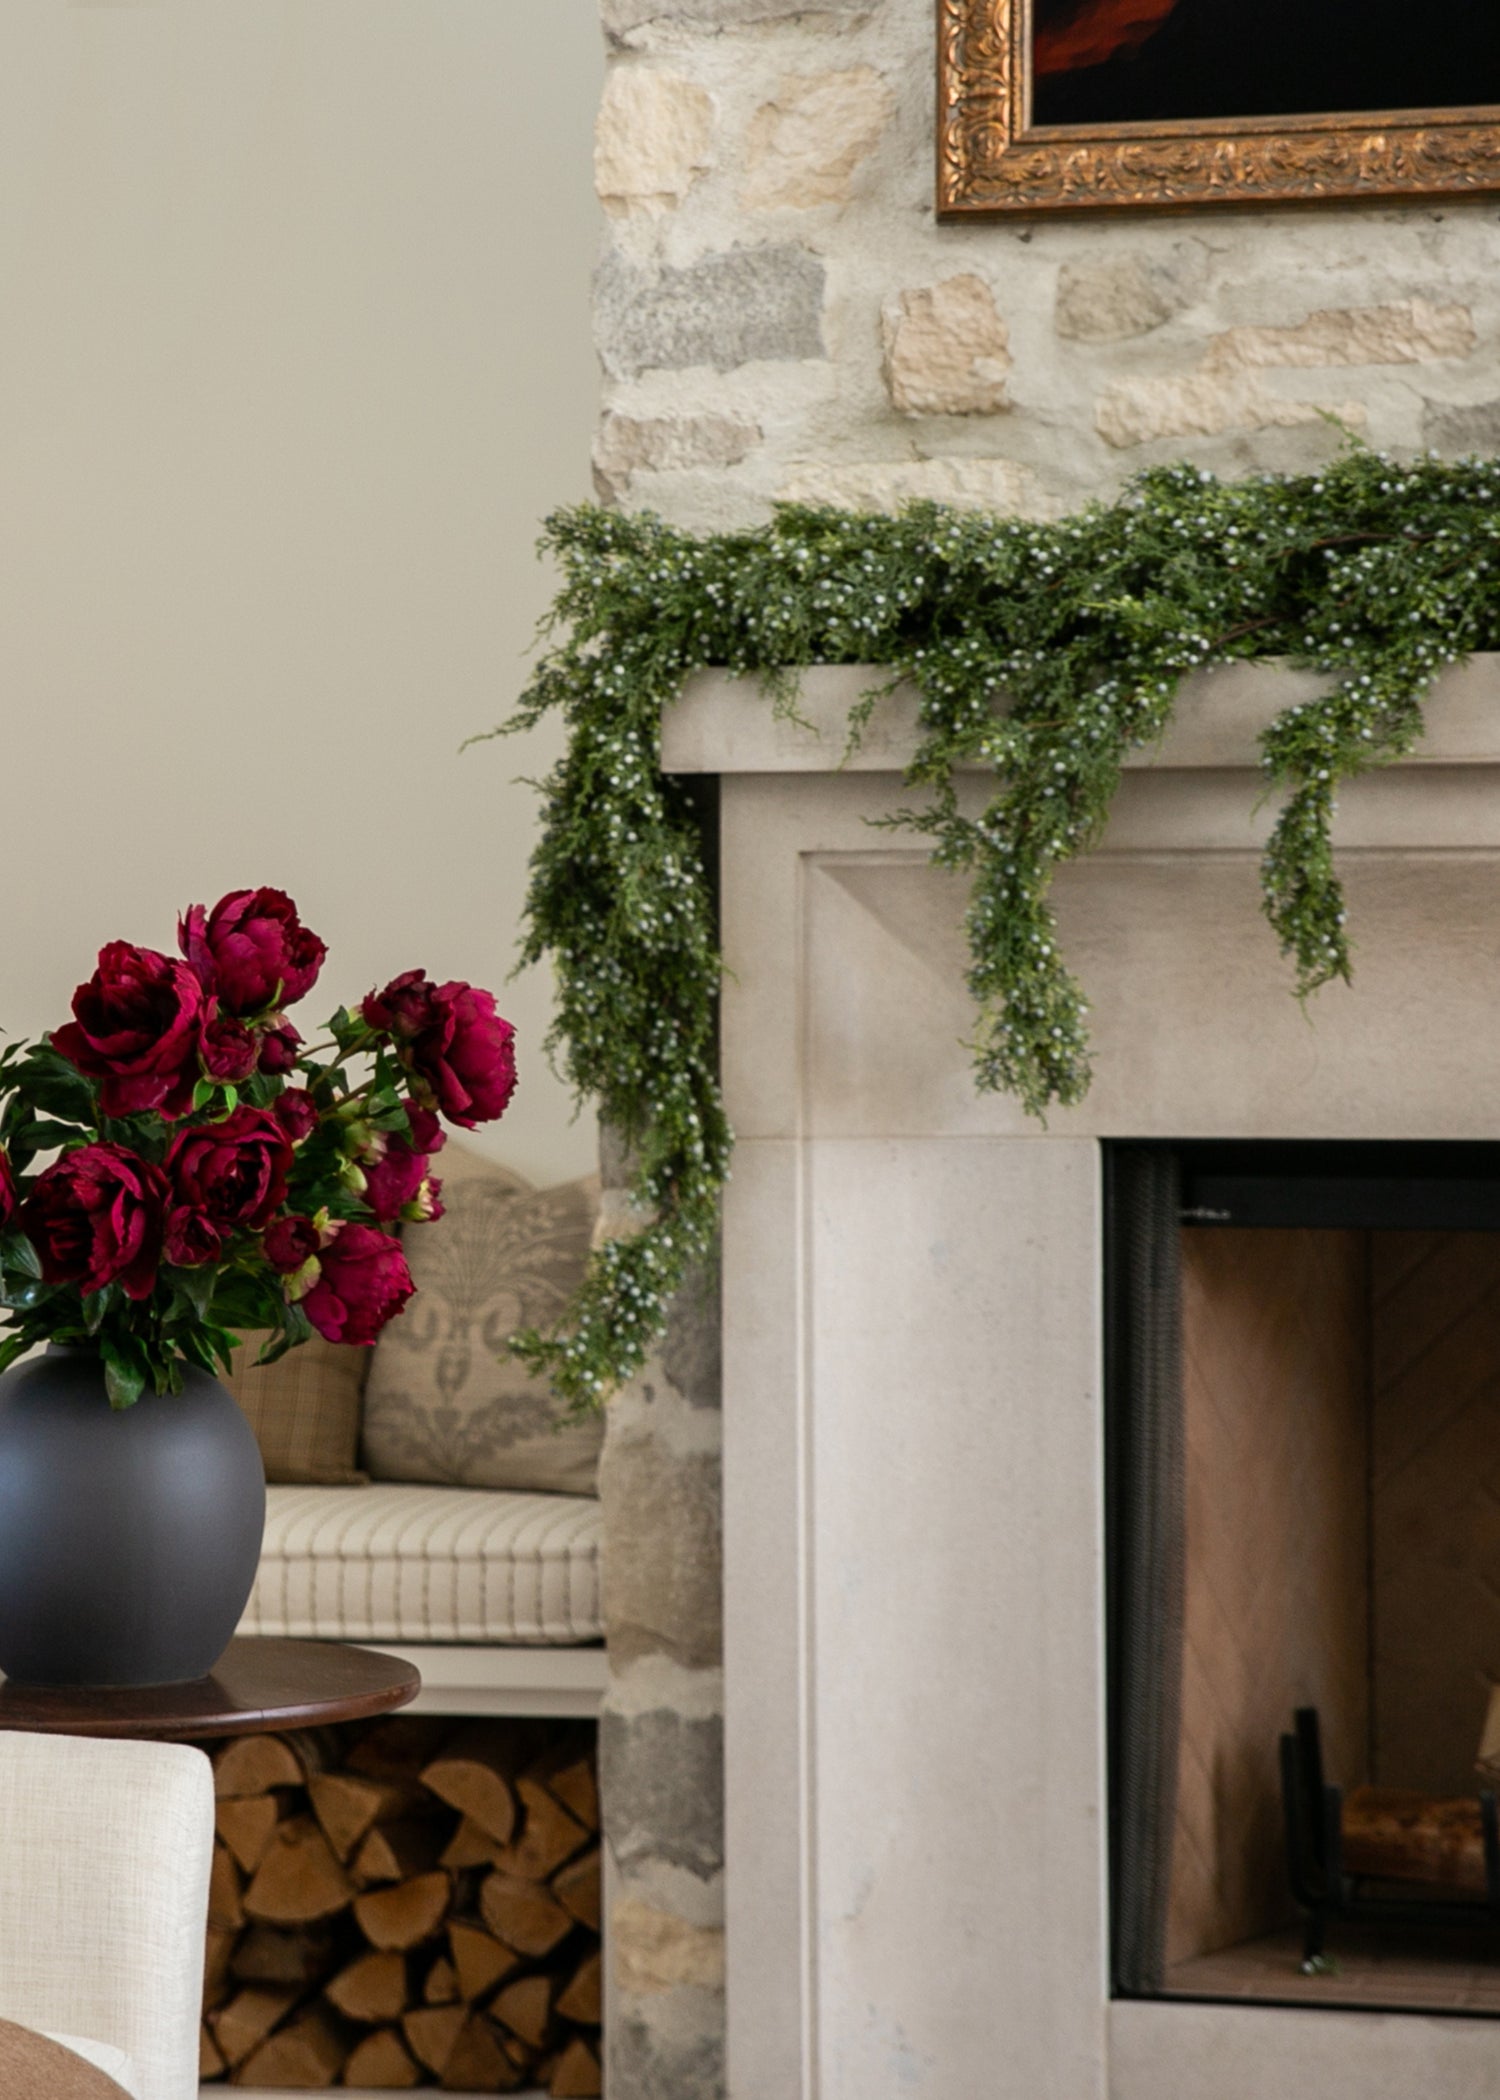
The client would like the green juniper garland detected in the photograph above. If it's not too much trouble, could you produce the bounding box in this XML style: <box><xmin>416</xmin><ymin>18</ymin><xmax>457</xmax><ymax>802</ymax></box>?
<box><xmin>487</xmin><ymin>445</ymin><xmax>1500</xmax><ymax>1409</ymax></box>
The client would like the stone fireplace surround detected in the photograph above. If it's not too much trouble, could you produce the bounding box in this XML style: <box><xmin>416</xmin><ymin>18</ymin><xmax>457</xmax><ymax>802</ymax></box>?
<box><xmin>665</xmin><ymin>656</ymin><xmax>1500</xmax><ymax>2100</ymax></box>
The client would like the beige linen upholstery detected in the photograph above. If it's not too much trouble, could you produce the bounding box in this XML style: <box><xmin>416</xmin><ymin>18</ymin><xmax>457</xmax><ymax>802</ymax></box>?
<box><xmin>241</xmin><ymin>1482</ymin><xmax>603</xmax><ymax>1643</ymax></box>
<box><xmin>44</xmin><ymin>2032</ymin><xmax>140</xmax><ymax>2093</ymax></box>
<box><xmin>0</xmin><ymin>1731</ymin><xmax>212</xmax><ymax>2100</ymax></box>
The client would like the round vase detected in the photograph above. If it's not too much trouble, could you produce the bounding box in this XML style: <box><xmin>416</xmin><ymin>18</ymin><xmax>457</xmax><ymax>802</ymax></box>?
<box><xmin>0</xmin><ymin>1345</ymin><xmax>266</xmax><ymax>1687</ymax></box>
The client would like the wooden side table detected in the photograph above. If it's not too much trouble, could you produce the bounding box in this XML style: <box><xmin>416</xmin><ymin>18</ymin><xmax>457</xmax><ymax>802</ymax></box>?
<box><xmin>0</xmin><ymin>1636</ymin><xmax>420</xmax><ymax>1740</ymax></box>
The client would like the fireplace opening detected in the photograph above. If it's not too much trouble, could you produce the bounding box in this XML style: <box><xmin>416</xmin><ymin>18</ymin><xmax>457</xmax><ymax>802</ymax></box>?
<box><xmin>1107</xmin><ymin>1141</ymin><xmax>1500</xmax><ymax>2016</ymax></box>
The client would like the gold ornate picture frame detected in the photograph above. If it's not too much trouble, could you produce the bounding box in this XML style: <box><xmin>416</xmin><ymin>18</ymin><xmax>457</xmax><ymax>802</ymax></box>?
<box><xmin>938</xmin><ymin>0</ymin><xmax>1500</xmax><ymax>217</ymax></box>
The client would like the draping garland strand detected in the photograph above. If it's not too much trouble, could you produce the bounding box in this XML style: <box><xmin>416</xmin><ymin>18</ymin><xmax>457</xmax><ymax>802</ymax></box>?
<box><xmin>480</xmin><ymin>448</ymin><xmax>1500</xmax><ymax>1409</ymax></box>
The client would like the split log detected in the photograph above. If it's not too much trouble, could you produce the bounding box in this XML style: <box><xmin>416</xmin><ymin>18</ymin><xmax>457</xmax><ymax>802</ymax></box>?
<box><xmin>525</xmin><ymin>1738</ymin><xmax>600</xmax><ymax>1833</ymax></box>
<box><xmin>308</xmin><ymin>1769</ymin><xmax>423</xmax><ymax>1863</ymax></box>
<box><xmin>343</xmin><ymin>2026</ymin><xmax>423</xmax><ymax>2089</ymax></box>
<box><xmin>424</xmin><ymin>1953</ymin><xmax>460</xmax><ymax>2004</ymax></box>
<box><xmin>550</xmin><ymin>2035</ymin><xmax>603</xmax><ymax>2098</ymax></box>
<box><xmin>479</xmin><ymin>1868</ymin><xmax>574</xmax><ymax>1958</ymax></box>
<box><xmin>213</xmin><ymin>1734</ymin><xmax>301</xmax><ymax>1798</ymax></box>
<box><xmin>203</xmin><ymin>1925</ymin><xmax>236</xmax><ymax>2005</ymax></box>
<box><xmin>325</xmin><ymin>1947</ymin><xmax>409</xmax><ymax>2024</ymax></box>
<box><xmin>353</xmin><ymin>1817</ymin><xmax>446</xmax><ymax>1888</ymax></box>
<box><xmin>208</xmin><ymin>1841</ymin><xmax>244</xmax><ymax>1933</ymax></box>
<box><xmin>441</xmin><ymin>2013</ymin><xmax>524</xmax><ymax>2092</ymax></box>
<box><xmin>492</xmin><ymin>1785</ymin><xmax>588</xmax><ymax>1883</ymax></box>
<box><xmin>421</xmin><ymin>1724</ymin><xmax>526</xmax><ymax>1844</ymax></box>
<box><xmin>229</xmin><ymin>1923</ymin><xmax>334</xmax><ymax>1988</ymax></box>
<box><xmin>354</xmin><ymin>1869</ymin><xmax>452</xmax><ymax>1951</ymax></box>
<box><xmin>1343</xmin><ymin>1786</ymin><xmax>1487</xmax><ymax>1892</ymax></box>
<box><xmin>552</xmin><ymin>1846</ymin><xmax>602</xmax><ymax>1933</ymax></box>
<box><xmin>242</xmin><ymin>1814</ymin><xmax>354</xmax><ymax>1924</ymax></box>
<box><xmin>401</xmin><ymin>2000</ymin><xmax>467</xmax><ymax>2077</ymax></box>
<box><xmin>237</xmin><ymin>2004</ymin><xmax>352</xmax><ymax>2086</ymax></box>
<box><xmin>213</xmin><ymin>1728</ymin><xmax>335</xmax><ymax>1795</ymax></box>
<box><xmin>555</xmin><ymin>1948</ymin><xmax>602</xmax><ymax>2027</ymax></box>
<box><xmin>211</xmin><ymin>1983</ymin><xmax>297</xmax><ymax>2069</ymax></box>
<box><xmin>215</xmin><ymin>1793</ymin><xmax>282</xmax><ymax>1875</ymax></box>
<box><xmin>441</xmin><ymin>1817</ymin><xmax>499</xmax><ymax>1871</ymax></box>
<box><xmin>492</xmin><ymin>1972</ymin><xmax>554</xmax><ymax>2051</ymax></box>
<box><xmin>448</xmin><ymin>1920</ymin><xmax>520</xmax><ymax>2002</ymax></box>
<box><xmin>199</xmin><ymin>2023</ymin><xmax>226</xmax><ymax>2081</ymax></box>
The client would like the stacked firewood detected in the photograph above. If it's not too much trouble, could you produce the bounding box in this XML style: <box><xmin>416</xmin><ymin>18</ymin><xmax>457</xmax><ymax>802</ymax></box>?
<box><xmin>198</xmin><ymin>1716</ymin><xmax>601</xmax><ymax>2092</ymax></box>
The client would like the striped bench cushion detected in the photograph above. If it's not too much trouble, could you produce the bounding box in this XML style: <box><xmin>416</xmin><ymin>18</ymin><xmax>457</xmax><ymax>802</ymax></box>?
<box><xmin>240</xmin><ymin>1485</ymin><xmax>603</xmax><ymax>1645</ymax></box>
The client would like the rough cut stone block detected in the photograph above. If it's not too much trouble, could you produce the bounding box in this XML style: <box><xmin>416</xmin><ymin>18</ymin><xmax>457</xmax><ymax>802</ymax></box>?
<box><xmin>1095</xmin><ymin>300</ymin><xmax>1473</xmax><ymax>448</ymax></box>
<box><xmin>741</xmin><ymin>66</ymin><xmax>893</xmax><ymax>209</ymax></box>
<box><xmin>595</xmin><ymin>68</ymin><xmax>713</xmax><ymax>215</ymax></box>
<box><xmin>600</xmin><ymin>1708</ymin><xmax>725</xmax><ymax>1877</ymax></box>
<box><xmin>1224</xmin><ymin>298</ymin><xmax>1475</xmax><ymax>370</ymax></box>
<box><xmin>1055</xmin><ymin>246</ymin><xmax>1207</xmax><ymax>341</ymax></box>
<box><xmin>610</xmin><ymin>2007</ymin><xmax>726</xmax><ymax>2100</ymax></box>
<box><xmin>614</xmin><ymin>1897</ymin><xmax>727</xmax><ymax>1992</ymax></box>
<box><xmin>1422</xmin><ymin>398</ymin><xmax>1500</xmax><ymax>454</ymax></box>
<box><xmin>601</xmin><ymin>1428</ymin><xmax>722</xmax><ymax>1665</ymax></box>
<box><xmin>594</xmin><ymin>413</ymin><xmax>761</xmax><ymax>502</ymax></box>
<box><xmin>660</xmin><ymin>1258</ymin><xmax>722</xmax><ymax>1412</ymax></box>
<box><xmin>779</xmin><ymin>455</ymin><xmax>1045</xmax><ymax>515</ymax></box>
<box><xmin>596</xmin><ymin>246</ymin><xmax>826</xmax><ymax>378</ymax></box>
<box><xmin>883</xmin><ymin>274</ymin><xmax>1011</xmax><ymax>415</ymax></box>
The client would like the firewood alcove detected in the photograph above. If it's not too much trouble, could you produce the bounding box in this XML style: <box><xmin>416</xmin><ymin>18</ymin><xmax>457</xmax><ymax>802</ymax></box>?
<box><xmin>196</xmin><ymin>1715</ymin><xmax>601</xmax><ymax>2092</ymax></box>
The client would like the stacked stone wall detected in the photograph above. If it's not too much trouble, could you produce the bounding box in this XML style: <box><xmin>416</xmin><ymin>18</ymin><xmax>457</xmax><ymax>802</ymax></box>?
<box><xmin>593</xmin><ymin>0</ymin><xmax>1500</xmax><ymax>531</ymax></box>
<box><xmin>595</xmin><ymin>1129</ymin><xmax>726</xmax><ymax>2098</ymax></box>
<box><xmin>590</xmin><ymin>9</ymin><xmax>1500</xmax><ymax>2090</ymax></box>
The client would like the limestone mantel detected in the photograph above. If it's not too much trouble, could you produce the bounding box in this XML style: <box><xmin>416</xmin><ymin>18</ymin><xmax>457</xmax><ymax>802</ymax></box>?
<box><xmin>666</xmin><ymin>658</ymin><xmax>1500</xmax><ymax>2100</ymax></box>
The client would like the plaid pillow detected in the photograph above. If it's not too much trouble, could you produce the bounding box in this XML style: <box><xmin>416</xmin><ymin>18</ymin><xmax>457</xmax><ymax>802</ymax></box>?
<box><xmin>223</xmin><ymin>1331</ymin><xmax>370</xmax><ymax>1486</ymax></box>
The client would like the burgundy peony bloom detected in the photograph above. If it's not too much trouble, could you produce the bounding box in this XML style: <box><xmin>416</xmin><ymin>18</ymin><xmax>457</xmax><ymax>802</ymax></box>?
<box><xmin>0</xmin><ymin>1148</ymin><xmax>16</xmax><ymax>1232</ymax></box>
<box><xmin>362</xmin><ymin>1135</ymin><xmax>438</xmax><ymax>1223</ymax></box>
<box><xmin>199</xmin><ymin>1011</ymin><xmax>259</xmax><ymax>1084</ymax></box>
<box><xmin>179</xmin><ymin>888</ymin><xmax>326</xmax><ymax>1017</ymax></box>
<box><xmin>362</xmin><ymin>971</ymin><xmax>517</xmax><ymax>1130</ymax></box>
<box><xmin>52</xmin><ymin>943</ymin><xmax>205</xmax><ymax>1119</ymax></box>
<box><xmin>257</xmin><ymin>1020</ymin><xmax>302</xmax><ymax>1075</ymax></box>
<box><xmin>403</xmin><ymin>1103</ymin><xmax>446</xmax><ymax>1156</ymax></box>
<box><xmin>166</xmin><ymin>1105</ymin><xmax>294</xmax><ymax>1236</ymax></box>
<box><xmin>19</xmin><ymin>1143</ymin><xmax>167</xmax><ymax>1301</ymax></box>
<box><xmin>164</xmin><ymin>1205</ymin><xmax>223</xmax><ymax>1269</ymax></box>
<box><xmin>271</xmin><ymin>1088</ymin><xmax>319</xmax><ymax>1145</ymax></box>
<box><xmin>302</xmin><ymin>1222</ymin><xmax>413</xmax><ymax>1345</ymax></box>
<box><xmin>263</xmin><ymin>1214</ymin><xmax>320</xmax><ymax>1274</ymax></box>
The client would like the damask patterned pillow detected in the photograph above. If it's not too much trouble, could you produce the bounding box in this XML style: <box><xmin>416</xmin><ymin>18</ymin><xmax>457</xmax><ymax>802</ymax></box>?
<box><xmin>360</xmin><ymin>1145</ymin><xmax>603</xmax><ymax>1495</ymax></box>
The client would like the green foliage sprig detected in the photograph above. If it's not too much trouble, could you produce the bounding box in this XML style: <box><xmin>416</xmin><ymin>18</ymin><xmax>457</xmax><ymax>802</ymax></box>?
<box><xmin>488</xmin><ymin>447</ymin><xmax>1500</xmax><ymax>1408</ymax></box>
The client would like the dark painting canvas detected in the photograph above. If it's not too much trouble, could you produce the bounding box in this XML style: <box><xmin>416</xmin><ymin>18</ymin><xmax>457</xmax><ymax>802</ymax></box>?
<box><xmin>1032</xmin><ymin>0</ymin><xmax>1500</xmax><ymax>126</ymax></box>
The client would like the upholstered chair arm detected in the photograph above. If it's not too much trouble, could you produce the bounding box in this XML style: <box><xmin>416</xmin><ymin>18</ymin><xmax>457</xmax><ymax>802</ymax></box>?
<box><xmin>0</xmin><ymin>1730</ymin><xmax>213</xmax><ymax>2100</ymax></box>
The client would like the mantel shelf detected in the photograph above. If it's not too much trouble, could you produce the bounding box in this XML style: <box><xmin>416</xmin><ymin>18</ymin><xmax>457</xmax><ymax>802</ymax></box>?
<box><xmin>663</xmin><ymin>657</ymin><xmax>1500</xmax><ymax>776</ymax></box>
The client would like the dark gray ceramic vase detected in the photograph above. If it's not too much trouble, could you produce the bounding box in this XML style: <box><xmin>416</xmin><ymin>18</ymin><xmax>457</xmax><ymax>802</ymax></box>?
<box><xmin>0</xmin><ymin>1345</ymin><xmax>266</xmax><ymax>1686</ymax></box>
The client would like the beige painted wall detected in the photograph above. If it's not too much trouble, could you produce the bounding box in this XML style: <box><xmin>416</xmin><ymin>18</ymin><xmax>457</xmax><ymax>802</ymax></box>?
<box><xmin>0</xmin><ymin>0</ymin><xmax>601</xmax><ymax>1187</ymax></box>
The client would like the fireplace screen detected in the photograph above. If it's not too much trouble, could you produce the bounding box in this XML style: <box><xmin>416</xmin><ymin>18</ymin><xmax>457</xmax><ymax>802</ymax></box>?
<box><xmin>1107</xmin><ymin>1141</ymin><xmax>1500</xmax><ymax>2015</ymax></box>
